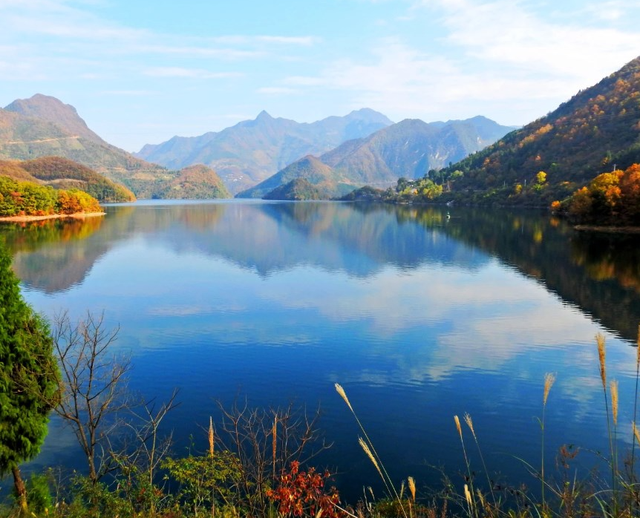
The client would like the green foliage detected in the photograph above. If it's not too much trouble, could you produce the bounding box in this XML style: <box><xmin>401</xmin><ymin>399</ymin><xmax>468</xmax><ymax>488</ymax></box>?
<box><xmin>21</xmin><ymin>472</ymin><xmax>53</xmax><ymax>515</ymax></box>
<box><xmin>162</xmin><ymin>450</ymin><xmax>242</xmax><ymax>515</ymax></box>
<box><xmin>0</xmin><ymin>244</ymin><xmax>60</xmax><ymax>475</ymax></box>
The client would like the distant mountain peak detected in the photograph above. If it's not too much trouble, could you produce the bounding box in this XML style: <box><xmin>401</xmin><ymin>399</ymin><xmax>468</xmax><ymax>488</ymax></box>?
<box><xmin>256</xmin><ymin>110</ymin><xmax>273</xmax><ymax>120</ymax></box>
<box><xmin>5</xmin><ymin>93</ymin><xmax>105</xmax><ymax>145</ymax></box>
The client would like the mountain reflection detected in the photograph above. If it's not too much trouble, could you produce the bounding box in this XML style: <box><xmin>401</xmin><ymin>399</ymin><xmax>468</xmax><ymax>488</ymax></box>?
<box><xmin>1</xmin><ymin>201</ymin><xmax>640</xmax><ymax>342</ymax></box>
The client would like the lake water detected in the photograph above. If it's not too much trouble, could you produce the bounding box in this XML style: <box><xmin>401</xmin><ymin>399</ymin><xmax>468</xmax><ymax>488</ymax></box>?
<box><xmin>2</xmin><ymin>200</ymin><xmax>640</xmax><ymax>503</ymax></box>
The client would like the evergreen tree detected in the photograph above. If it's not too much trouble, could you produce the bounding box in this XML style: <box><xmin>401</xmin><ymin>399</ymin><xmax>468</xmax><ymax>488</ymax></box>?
<box><xmin>0</xmin><ymin>244</ymin><xmax>60</xmax><ymax>513</ymax></box>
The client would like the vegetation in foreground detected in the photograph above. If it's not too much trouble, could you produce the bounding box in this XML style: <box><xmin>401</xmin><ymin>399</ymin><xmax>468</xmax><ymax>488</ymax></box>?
<box><xmin>3</xmin><ymin>242</ymin><xmax>640</xmax><ymax>517</ymax></box>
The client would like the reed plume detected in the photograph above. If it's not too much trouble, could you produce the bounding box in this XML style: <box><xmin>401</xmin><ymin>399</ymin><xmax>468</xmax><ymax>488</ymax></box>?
<box><xmin>359</xmin><ymin>437</ymin><xmax>384</xmax><ymax>481</ymax></box>
<box><xmin>541</xmin><ymin>373</ymin><xmax>556</xmax><ymax>508</ymax></box>
<box><xmin>408</xmin><ymin>476</ymin><xmax>416</xmax><ymax>503</ymax></box>
<box><xmin>208</xmin><ymin>416</ymin><xmax>215</xmax><ymax>458</ymax></box>
<box><xmin>633</xmin><ymin>422</ymin><xmax>640</xmax><ymax>446</ymax></box>
<box><xmin>454</xmin><ymin>415</ymin><xmax>462</xmax><ymax>438</ymax></box>
<box><xmin>335</xmin><ymin>383</ymin><xmax>354</xmax><ymax>413</ymax></box>
<box><xmin>597</xmin><ymin>333</ymin><xmax>607</xmax><ymax>389</ymax></box>
<box><xmin>611</xmin><ymin>380</ymin><xmax>619</xmax><ymax>427</ymax></box>
<box><xmin>543</xmin><ymin>373</ymin><xmax>555</xmax><ymax>406</ymax></box>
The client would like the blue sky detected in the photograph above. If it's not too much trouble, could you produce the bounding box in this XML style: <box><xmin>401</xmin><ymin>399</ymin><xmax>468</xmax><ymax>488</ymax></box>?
<box><xmin>1</xmin><ymin>0</ymin><xmax>640</xmax><ymax>151</ymax></box>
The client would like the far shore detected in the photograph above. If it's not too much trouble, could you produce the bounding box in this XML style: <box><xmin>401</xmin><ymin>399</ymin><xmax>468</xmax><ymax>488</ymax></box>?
<box><xmin>574</xmin><ymin>224</ymin><xmax>640</xmax><ymax>234</ymax></box>
<box><xmin>0</xmin><ymin>212</ymin><xmax>106</xmax><ymax>222</ymax></box>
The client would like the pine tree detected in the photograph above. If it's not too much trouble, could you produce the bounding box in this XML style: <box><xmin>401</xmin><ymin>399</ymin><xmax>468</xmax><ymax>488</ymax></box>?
<box><xmin>0</xmin><ymin>244</ymin><xmax>60</xmax><ymax>513</ymax></box>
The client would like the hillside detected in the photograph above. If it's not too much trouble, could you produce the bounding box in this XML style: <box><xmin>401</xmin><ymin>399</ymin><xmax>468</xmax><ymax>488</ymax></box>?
<box><xmin>136</xmin><ymin>109</ymin><xmax>394</xmax><ymax>193</ymax></box>
<box><xmin>154</xmin><ymin>164</ymin><xmax>231</xmax><ymax>200</ymax></box>
<box><xmin>0</xmin><ymin>94</ymin><xmax>217</xmax><ymax>199</ymax></box>
<box><xmin>0</xmin><ymin>156</ymin><xmax>136</xmax><ymax>202</ymax></box>
<box><xmin>240</xmin><ymin>116</ymin><xmax>514</xmax><ymax>199</ymax></box>
<box><xmin>238</xmin><ymin>155</ymin><xmax>352</xmax><ymax>199</ymax></box>
<box><xmin>263</xmin><ymin>178</ymin><xmax>326</xmax><ymax>200</ymax></box>
<box><xmin>427</xmin><ymin>55</ymin><xmax>640</xmax><ymax>205</ymax></box>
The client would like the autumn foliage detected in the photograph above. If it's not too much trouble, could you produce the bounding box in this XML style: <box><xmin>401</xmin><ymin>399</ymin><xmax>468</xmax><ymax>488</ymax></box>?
<box><xmin>266</xmin><ymin>461</ymin><xmax>345</xmax><ymax>518</ymax></box>
<box><xmin>0</xmin><ymin>176</ymin><xmax>101</xmax><ymax>217</ymax></box>
<box><xmin>560</xmin><ymin>163</ymin><xmax>640</xmax><ymax>225</ymax></box>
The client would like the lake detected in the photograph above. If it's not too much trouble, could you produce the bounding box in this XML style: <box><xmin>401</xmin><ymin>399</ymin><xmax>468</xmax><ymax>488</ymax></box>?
<box><xmin>2</xmin><ymin>200</ymin><xmax>640</xmax><ymax>503</ymax></box>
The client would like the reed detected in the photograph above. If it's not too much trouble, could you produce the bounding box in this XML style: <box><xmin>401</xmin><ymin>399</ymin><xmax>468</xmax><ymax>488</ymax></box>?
<box><xmin>597</xmin><ymin>333</ymin><xmax>617</xmax><ymax>498</ymax></box>
<box><xmin>540</xmin><ymin>372</ymin><xmax>555</xmax><ymax>509</ymax></box>
<box><xmin>463</xmin><ymin>413</ymin><xmax>495</xmax><ymax>506</ymax></box>
<box><xmin>336</xmin><ymin>383</ymin><xmax>408</xmax><ymax>518</ymax></box>
<box><xmin>454</xmin><ymin>414</ymin><xmax>476</xmax><ymax>516</ymax></box>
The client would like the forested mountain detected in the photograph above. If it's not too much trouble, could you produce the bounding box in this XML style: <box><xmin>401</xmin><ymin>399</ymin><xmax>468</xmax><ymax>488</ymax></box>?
<box><xmin>425</xmin><ymin>55</ymin><xmax>640</xmax><ymax>204</ymax></box>
<box><xmin>136</xmin><ymin>109</ymin><xmax>394</xmax><ymax>193</ymax></box>
<box><xmin>239</xmin><ymin>116</ymin><xmax>514</xmax><ymax>199</ymax></box>
<box><xmin>0</xmin><ymin>95</ymin><xmax>231</xmax><ymax>200</ymax></box>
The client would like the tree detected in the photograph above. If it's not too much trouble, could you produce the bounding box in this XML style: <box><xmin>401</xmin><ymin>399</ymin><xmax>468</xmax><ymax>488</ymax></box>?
<box><xmin>53</xmin><ymin>311</ymin><xmax>130</xmax><ymax>484</ymax></box>
<box><xmin>0</xmin><ymin>244</ymin><xmax>60</xmax><ymax>513</ymax></box>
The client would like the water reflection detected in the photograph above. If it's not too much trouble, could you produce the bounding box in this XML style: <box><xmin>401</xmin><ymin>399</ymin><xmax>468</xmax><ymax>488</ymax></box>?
<box><xmin>3</xmin><ymin>201</ymin><xmax>640</xmax><ymax>502</ymax></box>
<box><xmin>3</xmin><ymin>202</ymin><xmax>639</xmax><ymax>342</ymax></box>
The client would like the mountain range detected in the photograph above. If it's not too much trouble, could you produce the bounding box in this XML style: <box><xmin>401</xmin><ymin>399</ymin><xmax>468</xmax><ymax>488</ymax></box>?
<box><xmin>135</xmin><ymin>108</ymin><xmax>394</xmax><ymax>193</ymax></box>
<box><xmin>238</xmin><ymin>116</ymin><xmax>515</xmax><ymax>199</ymax></box>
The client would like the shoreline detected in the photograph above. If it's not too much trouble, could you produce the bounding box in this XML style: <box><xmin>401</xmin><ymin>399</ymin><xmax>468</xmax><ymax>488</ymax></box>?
<box><xmin>0</xmin><ymin>211</ymin><xmax>106</xmax><ymax>222</ymax></box>
<box><xmin>574</xmin><ymin>224</ymin><xmax>640</xmax><ymax>234</ymax></box>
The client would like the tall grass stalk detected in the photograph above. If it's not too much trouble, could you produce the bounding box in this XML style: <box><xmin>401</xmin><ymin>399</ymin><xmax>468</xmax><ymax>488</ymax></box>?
<box><xmin>597</xmin><ymin>334</ymin><xmax>617</xmax><ymax>496</ymax></box>
<box><xmin>463</xmin><ymin>413</ymin><xmax>496</xmax><ymax>507</ymax></box>
<box><xmin>335</xmin><ymin>383</ymin><xmax>408</xmax><ymax>518</ymax></box>
<box><xmin>541</xmin><ymin>372</ymin><xmax>555</xmax><ymax>510</ymax></box>
<box><xmin>454</xmin><ymin>415</ymin><xmax>477</xmax><ymax>518</ymax></box>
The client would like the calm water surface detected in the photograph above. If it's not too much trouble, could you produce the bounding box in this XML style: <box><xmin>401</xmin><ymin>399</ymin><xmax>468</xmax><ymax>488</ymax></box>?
<box><xmin>2</xmin><ymin>200</ymin><xmax>640</xmax><ymax>502</ymax></box>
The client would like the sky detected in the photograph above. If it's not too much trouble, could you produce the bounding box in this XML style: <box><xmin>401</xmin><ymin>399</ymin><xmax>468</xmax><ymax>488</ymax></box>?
<box><xmin>1</xmin><ymin>0</ymin><xmax>640</xmax><ymax>152</ymax></box>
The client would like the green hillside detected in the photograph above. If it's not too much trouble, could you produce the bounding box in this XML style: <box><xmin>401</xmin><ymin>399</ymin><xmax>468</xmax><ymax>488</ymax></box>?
<box><xmin>155</xmin><ymin>164</ymin><xmax>231</xmax><ymax>200</ymax></box>
<box><xmin>263</xmin><ymin>178</ymin><xmax>326</xmax><ymax>200</ymax></box>
<box><xmin>238</xmin><ymin>155</ymin><xmax>351</xmax><ymax>199</ymax></box>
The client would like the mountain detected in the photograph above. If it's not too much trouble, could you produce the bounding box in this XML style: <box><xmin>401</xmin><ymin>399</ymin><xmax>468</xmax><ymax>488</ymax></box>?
<box><xmin>429</xmin><ymin>55</ymin><xmax>640</xmax><ymax>204</ymax></box>
<box><xmin>5</xmin><ymin>94</ymin><xmax>107</xmax><ymax>145</ymax></box>
<box><xmin>0</xmin><ymin>94</ymin><xmax>231</xmax><ymax>200</ymax></box>
<box><xmin>135</xmin><ymin>108</ymin><xmax>394</xmax><ymax>193</ymax></box>
<box><xmin>239</xmin><ymin>116</ymin><xmax>514</xmax><ymax>199</ymax></box>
